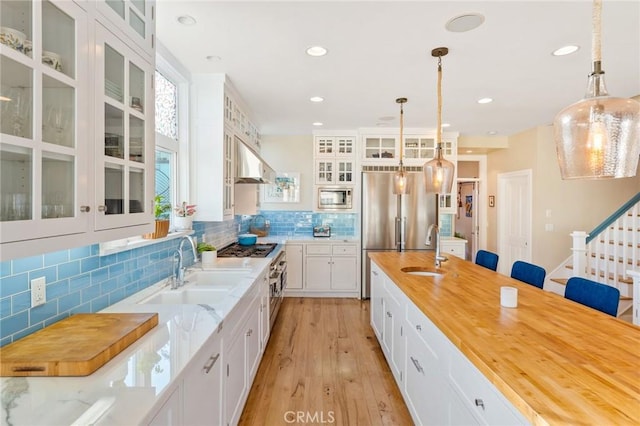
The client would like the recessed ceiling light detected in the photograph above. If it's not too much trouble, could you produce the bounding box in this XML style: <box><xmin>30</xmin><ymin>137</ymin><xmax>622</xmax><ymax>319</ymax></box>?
<box><xmin>206</xmin><ymin>55</ymin><xmax>221</xmax><ymax>61</ymax></box>
<box><xmin>466</xmin><ymin>150</ymin><xmax>473</xmax><ymax>153</ymax></box>
<box><xmin>310</xmin><ymin>96</ymin><xmax>324</xmax><ymax>103</ymax></box>
<box><xmin>313</xmin><ymin>122</ymin><xmax>324</xmax><ymax>126</ymax></box>
<box><xmin>306</xmin><ymin>46</ymin><xmax>328</xmax><ymax>57</ymax></box>
<box><xmin>376</xmin><ymin>122</ymin><xmax>389</xmax><ymax>127</ymax></box>
<box><xmin>478</xmin><ymin>97</ymin><xmax>493</xmax><ymax>104</ymax></box>
<box><xmin>441</xmin><ymin>123</ymin><xmax>451</xmax><ymax>128</ymax></box>
<box><xmin>0</xmin><ymin>96</ymin><xmax>11</xmax><ymax>102</ymax></box>
<box><xmin>552</xmin><ymin>45</ymin><xmax>580</xmax><ymax>56</ymax></box>
<box><xmin>487</xmin><ymin>130</ymin><xmax>498</xmax><ymax>135</ymax></box>
<box><xmin>445</xmin><ymin>13</ymin><xmax>485</xmax><ymax>32</ymax></box>
<box><xmin>177</xmin><ymin>15</ymin><xmax>196</xmax><ymax>26</ymax></box>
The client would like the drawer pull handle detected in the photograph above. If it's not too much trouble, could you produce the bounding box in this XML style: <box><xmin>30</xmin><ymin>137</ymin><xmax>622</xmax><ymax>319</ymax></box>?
<box><xmin>410</xmin><ymin>356</ymin><xmax>424</xmax><ymax>374</ymax></box>
<box><xmin>386</xmin><ymin>311</ymin><xmax>392</xmax><ymax>318</ymax></box>
<box><xmin>203</xmin><ymin>353</ymin><xmax>220</xmax><ymax>374</ymax></box>
<box><xmin>416</xmin><ymin>324</ymin><xmax>422</xmax><ymax>331</ymax></box>
<box><xmin>474</xmin><ymin>399</ymin><xmax>485</xmax><ymax>410</ymax></box>
<box><xmin>246</xmin><ymin>328</ymin><xmax>253</xmax><ymax>337</ymax></box>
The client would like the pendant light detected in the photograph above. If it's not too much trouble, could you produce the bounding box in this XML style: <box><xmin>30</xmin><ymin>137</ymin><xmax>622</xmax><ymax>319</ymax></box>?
<box><xmin>393</xmin><ymin>97</ymin><xmax>409</xmax><ymax>194</ymax></box>
<box><xmin>424</xmin><ymin>47</ymin><xmax>455</xmax><ymax>193</ymax></box>
<box><xmin>554</xmin><ymin>0</ymin><xmax>640</xmax><ymax>179</ymax></box>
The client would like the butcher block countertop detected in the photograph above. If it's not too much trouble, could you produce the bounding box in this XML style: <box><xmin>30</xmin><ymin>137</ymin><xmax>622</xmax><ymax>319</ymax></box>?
<box><xmin>369</xmin><ymin>251</ymin><xmax>640</xmax><ymax>426</ymax></box>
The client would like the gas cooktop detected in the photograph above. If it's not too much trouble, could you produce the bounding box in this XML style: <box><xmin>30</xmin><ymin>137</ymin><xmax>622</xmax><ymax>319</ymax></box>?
<box><xmin>217</xmin><ymin>242</ymin><xmax>277</xmax><ymax>258</ymax></box>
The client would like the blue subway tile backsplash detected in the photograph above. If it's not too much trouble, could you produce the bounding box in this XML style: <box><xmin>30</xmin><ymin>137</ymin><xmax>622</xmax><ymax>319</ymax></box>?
<box><xmin>0</xmin><ymin>209</ymin><xmax>451</xmax><ymax>345</ymax></box>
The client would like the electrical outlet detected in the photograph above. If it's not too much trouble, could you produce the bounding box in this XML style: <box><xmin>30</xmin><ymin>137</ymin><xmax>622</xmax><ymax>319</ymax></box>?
<box><xmin>31</xmin><ymin>277</ymin><xmax>46</xmax><ymax>308</ymax></box>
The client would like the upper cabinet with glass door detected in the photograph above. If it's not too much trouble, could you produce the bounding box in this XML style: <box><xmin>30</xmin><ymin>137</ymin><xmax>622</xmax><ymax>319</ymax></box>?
<box><xmin>94</xmin><ymin>23</ymin><xmax>154</xmax><ymax>231</ymax></box>
<box><xmin>0</xmin><ymin>0</ymin><xmax>90</xmax><ymax>248</ymax></box>
<box><xmin>96</xmin><ymin>0</ymin><xmax>155</xmax><ymax>61</ymax></box>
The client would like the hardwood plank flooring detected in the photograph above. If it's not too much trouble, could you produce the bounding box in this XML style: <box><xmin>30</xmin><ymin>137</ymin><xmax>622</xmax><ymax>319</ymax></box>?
<box><xmin>239</xmin><ymin>298</ymin><xmax>412</xmax><ymax>426</ymax></box>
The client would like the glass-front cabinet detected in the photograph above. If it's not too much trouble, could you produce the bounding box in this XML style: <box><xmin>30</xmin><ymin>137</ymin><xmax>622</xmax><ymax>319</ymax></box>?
<box><xmin>97</xmin><ymin>0</ymin><xmax>155</xmax><ymax>61</ymax></box>
<box><xmin>1</xmin><ymin>0</ymin><xmax>90</xmax><ymax>243</ymax></box>
<box><xmin>95</xmin><ymin>24</ymin><xmax>154</xmax><ymax>230</ymax></box>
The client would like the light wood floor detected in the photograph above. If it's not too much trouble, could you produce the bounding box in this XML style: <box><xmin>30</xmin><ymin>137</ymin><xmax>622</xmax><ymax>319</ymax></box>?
<box><xmin>239</xmin><ymin>297</ymin><xmax>412</xmax><ymax>426</ymax></box>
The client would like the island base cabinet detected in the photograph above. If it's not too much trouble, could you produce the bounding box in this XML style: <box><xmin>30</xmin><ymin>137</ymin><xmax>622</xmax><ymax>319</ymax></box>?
<box><xmin>148</xmin><ymin>386</ymin><xmax>181</xmax><ymax>425</ymax></box>
<box><xmin>225</xmin><ymin>323</ymin><xmax>247</xmax><ymax>426</ymax></box>
<box><xmin>183</xmin><ymin>333</ymin><xmax>222</xmax><ymax>425</ymax></box>
<box><xmin>404</xmin><ymin>326</ymin><xmax>450</xmax><ymax>426</ymax></box>
<box><xmin>370</xmin><ymin>266</ymin><xmax>384</xmax><ymax>341</ymax></box>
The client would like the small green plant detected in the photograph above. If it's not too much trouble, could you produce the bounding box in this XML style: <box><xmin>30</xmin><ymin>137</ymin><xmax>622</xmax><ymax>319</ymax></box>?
<box><xmin>197</xmin><ymin>242</ymin><xmax>216</xmax><ymax>253</ymax></box>
<box><xmin>153</xmin><ymin>195</ymin><xmax>171</xmax><ymax>219</ymax></box>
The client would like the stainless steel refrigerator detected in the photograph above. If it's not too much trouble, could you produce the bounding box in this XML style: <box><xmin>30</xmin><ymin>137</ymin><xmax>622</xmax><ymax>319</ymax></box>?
<box><xmin>361</xmin><ymin>171</ymin><xmax>436</xmax><ymax>298</ymax></box>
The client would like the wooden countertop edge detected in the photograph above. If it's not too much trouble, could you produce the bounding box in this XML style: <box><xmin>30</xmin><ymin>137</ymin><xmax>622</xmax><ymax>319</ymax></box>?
<box><xmin>369</xmin><ymin>251</ymin><xmax>640</xmax><ymax>426</ymax></box>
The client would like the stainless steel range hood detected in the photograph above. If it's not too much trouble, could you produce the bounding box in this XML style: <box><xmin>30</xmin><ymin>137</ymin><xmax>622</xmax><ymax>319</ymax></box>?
<box><xmin>235</xmin><ymin>137</ymin><xmax>276</xmax><ymax>184</ymax></box>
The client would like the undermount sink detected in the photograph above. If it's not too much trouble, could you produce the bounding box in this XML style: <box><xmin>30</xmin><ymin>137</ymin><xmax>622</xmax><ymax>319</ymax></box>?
<box><xmin>140</xmin><ymin>288</ymin><xmax>229</xmax><ymax>305</ymax></box>
<box><xmin>188</xmin><ymin>269</ymin><xmax>252</xmax><ymax>287</ymax></box>
<box><xmin>401</xmin><ymin>266</ymin><xmax>443</xmax><ymax>277</ymax></box>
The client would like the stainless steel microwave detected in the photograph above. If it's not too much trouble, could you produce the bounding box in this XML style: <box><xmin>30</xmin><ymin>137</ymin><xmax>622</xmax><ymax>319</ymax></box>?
<box><xmin>318</xmin><ymin>187</ymin><xmax>353</xmax><ymax>210</ymax></box>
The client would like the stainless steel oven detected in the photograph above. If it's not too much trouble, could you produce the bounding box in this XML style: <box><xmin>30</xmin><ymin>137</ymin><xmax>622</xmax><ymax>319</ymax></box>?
<box><xmin>269</xmin><ymin>249</ymin><xmax>287</xmax><ymax>328</ymax></box>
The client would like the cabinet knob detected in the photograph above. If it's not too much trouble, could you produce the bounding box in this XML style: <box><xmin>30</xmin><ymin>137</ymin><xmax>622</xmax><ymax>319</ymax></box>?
<box><xmin>416</xmin><ymin>324</ymin><xmax>422</xmax><ymax>331</ymax></box>
<box><xmin>80</xmin><ymin>206</ymin><xmax>91</xmax><ymax>213</ymax></box>
<box><xmin>98</xmin><ymin>205</ymin><xmax>107</xmax><ymax>212</ymax></box>
<box><xmin>203</xmin><ymin>353</ymin><xmax>220</xmax><ymax>374</ymax></box>
<box><xmin>474</xmin><ymin>399</ymin><xmax>485</xmax><ymax>410</ymax></box>
<box><xmin>386</xmin><ymin>311</ymin><xmax>392</xmax><ymax>318</ymax></box>
<box><xmin>246</xmin><ymin>329</ymin><xmax>253</xmax><ymax>337</ymax></box>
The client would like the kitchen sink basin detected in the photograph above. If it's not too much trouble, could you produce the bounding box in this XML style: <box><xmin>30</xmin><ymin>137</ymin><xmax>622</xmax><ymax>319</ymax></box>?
<box><xmin>187</xmin><ymin>269</ymin><xmax>252</xmax><ymax>287</ymax></box>
<box><xmin>401</xmin><ymin>266</ymin><xmax>443</xmax><ymax>277</ymax></box>
<box><xmin>140</xmin><ymin>288</ymin><xmax>229</xmax><ymax>305</ymax></box>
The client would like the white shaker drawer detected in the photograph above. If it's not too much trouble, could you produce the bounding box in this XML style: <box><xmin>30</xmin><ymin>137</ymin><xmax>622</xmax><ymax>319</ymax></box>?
<box><xmin>332</xmin><ymin>244</ymin><xmax>357</xmax><ymax>256</ymax></box>
<box><xmin>306</xmin><ymin>244</ymin><xmax>332</xmax><ymax>255</ymax></box>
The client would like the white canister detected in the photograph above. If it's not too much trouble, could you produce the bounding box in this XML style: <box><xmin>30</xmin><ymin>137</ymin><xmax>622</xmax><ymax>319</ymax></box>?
<box><xmin>500</xmin><ymin>286</ymin><xmax>518</xmax><ymax>308</ymax></box>
<box><xmin>201</xmin><ymin>250</ymin><xmax>217</xmax><ymax>269</ymax></box>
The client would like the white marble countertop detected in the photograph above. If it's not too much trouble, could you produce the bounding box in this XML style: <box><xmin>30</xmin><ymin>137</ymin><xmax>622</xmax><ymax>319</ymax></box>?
<box><xmin>258</xmin><ymin>235</ymin><xmax>360</xmax><ymax>244</ymax></box>
<box><xmin>0</xmin><ymin>255</ymin><xmax>275</xmax><ymax>426</ymax></box>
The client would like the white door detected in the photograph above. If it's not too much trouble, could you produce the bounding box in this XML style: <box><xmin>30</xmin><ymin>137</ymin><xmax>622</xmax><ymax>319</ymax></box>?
<box><xmin>497</xmin><ymin>170</ymin><xmax>532</xmax><ymax>275</ymax></box>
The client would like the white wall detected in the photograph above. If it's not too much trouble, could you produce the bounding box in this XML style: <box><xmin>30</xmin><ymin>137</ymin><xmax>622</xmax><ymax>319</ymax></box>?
<box><xmin>260</xmin><ymin>135</ymin><xmax>313</xmax><ymax>210</ymax></box>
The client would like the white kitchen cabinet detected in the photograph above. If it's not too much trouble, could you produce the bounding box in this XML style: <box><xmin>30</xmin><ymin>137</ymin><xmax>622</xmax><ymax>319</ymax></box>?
<box><xmin>96</xmin><ymin>0</ymin><xmax>155</xmax><ymax>62</ymax></box>
<box><xmin>370</xmin><ymin>263</ymin><xmax>385</xmax><ymax>341</ymax></box>
<box><xmin>148</xmin><ymin>385</ymin><xmax>181</xmax><ymax>426</ymax></box>
<box><xmin>304</xmin><ymin>243</ymin><xmax>358</xmax><ymax>293</ymax></box>
<box><xmin>245</xmin><ymin>298</ymin><xmax>261</xmax><ymax>383</ymax></box>
<box><xmin>1</xmin><ymin>0</ymin><xmax>90</xmax><ymax>244</ymax></box>
<box><xmin>94</xmin><ymin>22</ymin><xmax>155</xmax><ymax>231</ymax></box>
<box><xmin>192</xmin><ymin>76</ymin><xmax>260</xmax><ymax>221</ymax></box>
<box><xmin>258</xmin><ymin>270</ymin><xmax>270</xmax><ymax>351</ymax></box>
<box><xmin>285</xmin><ymin>243</ymin><xmax>304</xmax><ymax>290</ymax></box>
<box><xmin>0</xmin><ymin>0</ymin><xmax>155</xmax><ymax>260</ymax></box>
<box><xmin>183</xmin><ymin>330</ymin><xmax>222</xmax><ymax>425</ymax></box>
<box><xmin>440</xmin><ymin>237</ymin><xmax>467</xmax><ymax>260</ymax></box>
<box><xmin>363</xmin><ymin>135</ymin><xmax>398</xmax><ymax>161</ymax></box>
<box><xmin>312</xmin><ymin>135</ymin><xmax>356</xmax><ymax>186</ymax></box>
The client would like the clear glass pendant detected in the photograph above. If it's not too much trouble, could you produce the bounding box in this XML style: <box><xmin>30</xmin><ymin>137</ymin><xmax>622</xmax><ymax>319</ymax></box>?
<box><xmin>424</xmin><ymin>144</ymin><xmax>455</xmax><ymax>193</ymax></box>
<box><xmin>393</xmin><ymin>168</ymin><xmax>409</xmax><ymax>194</ymax></box>
<box><xmin>554</xmin><ymin>66</ymin><xmax>640</xmax><ymax>179</ymax></box>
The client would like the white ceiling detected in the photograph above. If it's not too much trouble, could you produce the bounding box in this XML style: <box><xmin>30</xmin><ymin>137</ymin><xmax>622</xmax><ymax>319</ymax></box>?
<box><xmin>156</xmin><ymin>1</ymin><xmax>640</xmax><ymax>138</ymax></box>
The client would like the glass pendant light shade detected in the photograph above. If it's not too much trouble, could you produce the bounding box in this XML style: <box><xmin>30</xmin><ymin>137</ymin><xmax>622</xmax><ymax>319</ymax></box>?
<box><xmin>554</xmin><ymin>0</ymin><xmax>640</xmax><ymax>179</ymax></box>
<box><xmin>424</xmin><ymin>47</ymin><xmax>455</xmax><ymax>194</ymax></box>
<box><xmin>393</xmin><ymin>97</ymin><xmax>410</xmax><ymax>194</ymax></box>
<box><xmin>424</xmin><ymin>145</ymin><xmax>455</xmax><ymax>193</ymax></box>
<box><xmin>393</xmin><ymin>170</ymin><xmax>408</xmax><ymax>194</ymax></box>
<box><xmin>554</xmin><ymin>71</ymin><xmax>640</xmax><ymax>179</ymax></box>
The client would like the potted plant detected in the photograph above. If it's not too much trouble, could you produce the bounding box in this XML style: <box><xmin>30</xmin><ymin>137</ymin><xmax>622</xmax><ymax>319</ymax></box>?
<box><xmin>143</xmin><ymin>195</ymin><xmax>171</xmax><ymax>239</ymax></box>
<box><xmin>197</xmin><ymin>241</ymin><xmax>217</xmax><ymax>268</ymax></box>
<box><xmin>174</xmin><ymin>201</ymin><xmax>196</xmax><ymax>230</ymax></box>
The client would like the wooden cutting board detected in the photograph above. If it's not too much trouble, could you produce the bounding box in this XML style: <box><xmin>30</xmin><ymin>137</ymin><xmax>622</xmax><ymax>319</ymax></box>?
<box><xmin>0</xmin><ymin>312</ymin><xmax>158</xmax><ymax>377</ymax></box>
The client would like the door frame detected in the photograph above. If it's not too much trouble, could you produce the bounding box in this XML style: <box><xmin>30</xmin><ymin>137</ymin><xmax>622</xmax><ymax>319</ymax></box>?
<box><xmin>497</xmin><ymin>169</ymin><xmax>533</xmax><ymax>275</ymax></box>
<box><xmin>457</xmin><ymin>155</ymin><xmax>487</xmax><ymax>254</ymax></box>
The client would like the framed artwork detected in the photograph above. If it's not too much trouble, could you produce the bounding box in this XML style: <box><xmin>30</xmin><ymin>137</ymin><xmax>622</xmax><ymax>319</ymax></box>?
<box><xmin>489</xmin><ymin>195</ymin><xmax>495</xmax><ymax>208</ymax></box>
<box><xmin>263</xmin><ymin>172</ymin><xmax>300</xmax><ymax>203</ymax></box>
<box><xmin>465</xmin><ymin>195</ymin><xmax>473</xmax><ymax>217</ymax></box>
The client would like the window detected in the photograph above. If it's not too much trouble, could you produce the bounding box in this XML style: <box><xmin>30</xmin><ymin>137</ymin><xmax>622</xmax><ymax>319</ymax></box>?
<box><xmin>154</xmin><ymin>70</ymin><xmax>178</xmax><ymax>218</ymax></box>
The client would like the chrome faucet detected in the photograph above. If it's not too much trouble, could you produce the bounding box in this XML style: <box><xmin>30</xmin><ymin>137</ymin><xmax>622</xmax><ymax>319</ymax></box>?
<box><xmin>172</xmin><ymin>236</ymin><xmax>198</xmax><ymax>288</ymax></box>
<box><xmin>426</xmin><ymin>223</ymin><xmax>448</xmax><ymax>268</ymax></box>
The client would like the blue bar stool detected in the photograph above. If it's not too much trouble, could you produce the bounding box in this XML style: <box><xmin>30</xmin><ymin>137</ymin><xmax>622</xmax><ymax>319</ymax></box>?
<box><xmin>475</xmin><ymin>250</ymin><xmax>499</xmax><ymax>271</ymax></box>
<box><xmin>565</xmin><ymin>277</ymin><xmax>620</xmax><ymax>317</ymax></box>
<box><xmin>510</xmin><ymin>261</ymin><xmax>546</xmax><ymax>288</ymax></box>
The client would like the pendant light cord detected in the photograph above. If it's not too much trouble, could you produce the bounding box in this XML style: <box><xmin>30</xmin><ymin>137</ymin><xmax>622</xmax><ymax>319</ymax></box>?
<box><xmin>436</xmin><ymin>55</ymin><xmax>443</xmax><ymax>152</ymax></box>
<box><xmin>399</xmin><ymin>101</ymin><xmax>404</xmax><ymax>168</ymax></box>
<box><xmin>592</xmin><ymin>0</ymin><xmax>602</xmax><ymax>64</ymax></box>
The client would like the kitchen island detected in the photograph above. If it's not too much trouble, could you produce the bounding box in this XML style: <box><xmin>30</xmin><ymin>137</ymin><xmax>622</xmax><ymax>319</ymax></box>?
<box><xmin>369</xmin><ymin>251</ymin><xmax>640</xmax><ymax>425</ymax></box>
